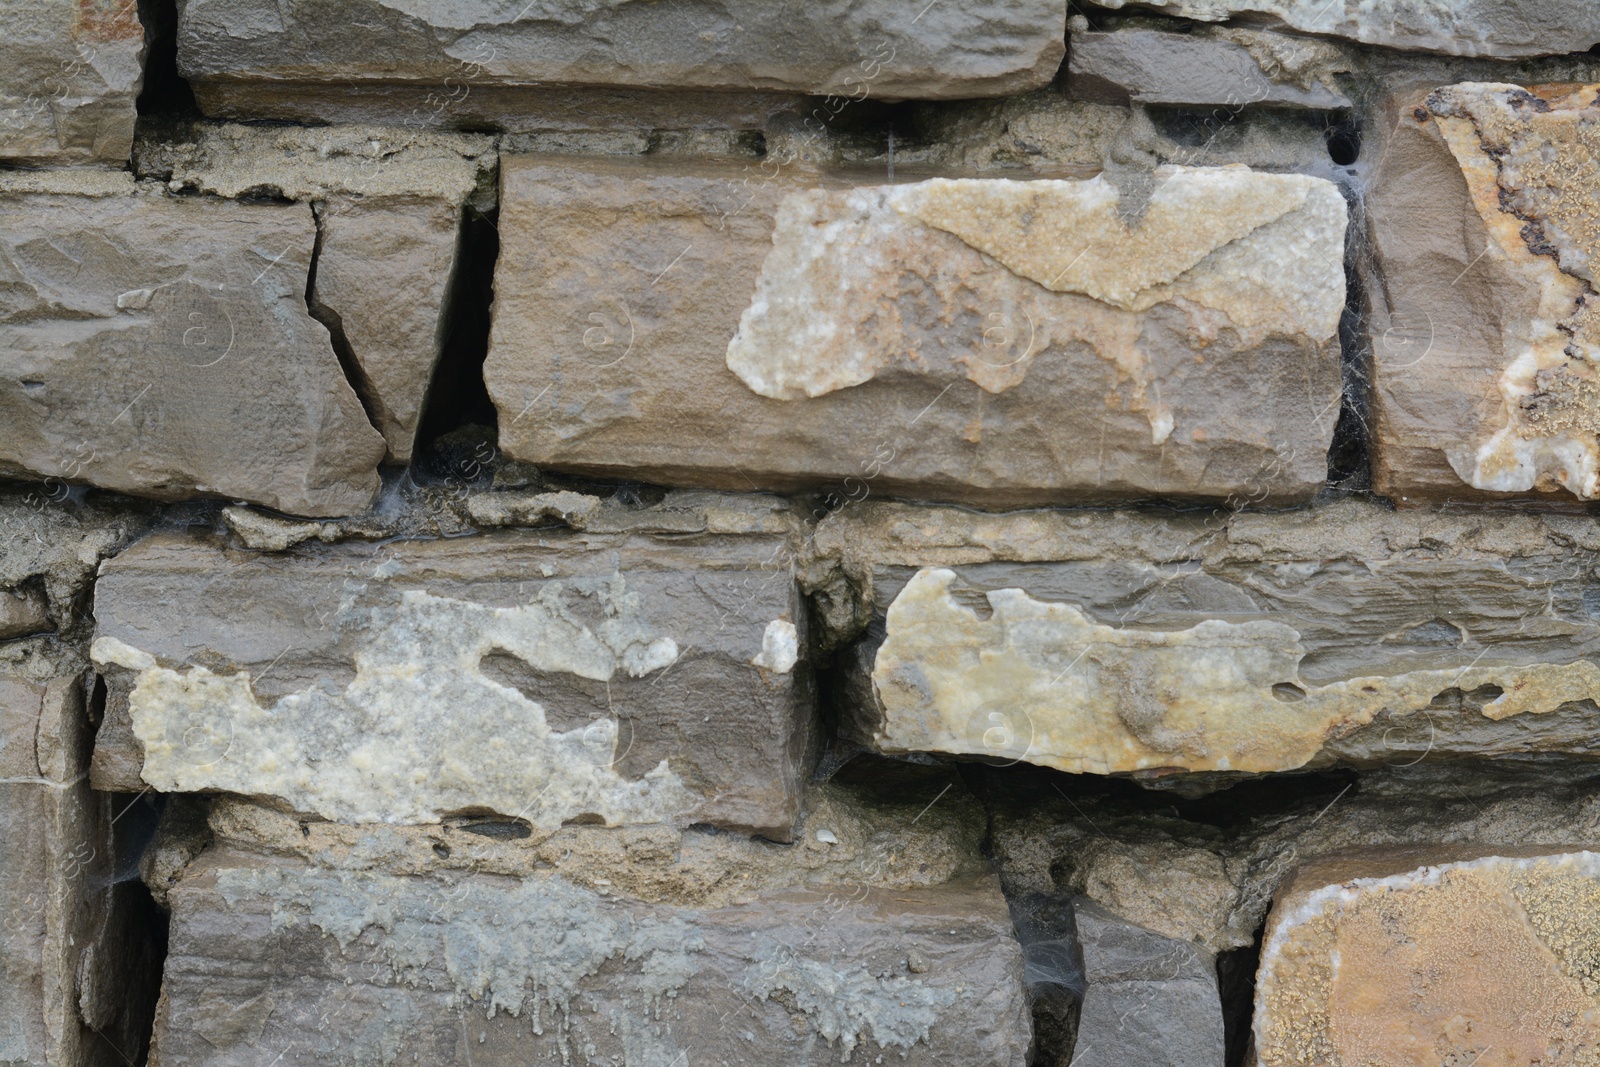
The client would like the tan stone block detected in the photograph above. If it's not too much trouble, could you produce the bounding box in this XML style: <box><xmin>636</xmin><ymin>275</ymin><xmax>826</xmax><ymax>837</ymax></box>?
<box><xmin>487</xmin><ymin>156</ymin><xmax>1344</xmax><ymax>508</ymax></box>
<box><xmin>1368</xmin><ymin>83</ymin><xmax>1600</xmax><ymax>507</ymax></box>
<box><xmin>0</xmin><ymin>0</ymin><xmax>144</xmax><ymax>166</ymax></box>
<box><xmin>1255</xmin><ymin>849</ymin><xmax>1600</xmax><ymax>1066</ymax></box>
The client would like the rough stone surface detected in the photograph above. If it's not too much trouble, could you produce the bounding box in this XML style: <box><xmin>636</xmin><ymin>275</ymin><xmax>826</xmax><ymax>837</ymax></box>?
<box><xmin>488</xmin><ymin>156</ymin><xmax>1344</xmax><ymax>507</ymax></box>
<box><xmin>311</xmin><ymin>196</ymin><xmax>460</xmax><ymax>462</ymax></box>
<box><xmin>1071</xmin><ymin>899</ymin><xmax>1225</xmax><ymax>1067</ymax></box>
<box><xmin>1082</xmin><ymin>0</ymin><xmax>1600</xmax><ymax>57</ymax></box>
<box><xmin>1369</xmin><ymin>82</ymin><xmax>1600</xmax><ymax>506</ymax></box>
<box><xmin>1068</xmin><ymin>27</ymin><xmax>1351</xmax><ymax>110</ymax></box>
<box><xmin>153</xmin><ymin>850</ymin><xmax>1028</xmax><ymax>1066</ymax></box>
<box><xmin>1255</xmin><ymin>849</ymin><xmax>1600</xmax><ymax>1066</ymax></box>
<box><xmin>0</xmin><ymin>644</ymin><xmax>160</xmax><ymax>1067</ymax></box>
<box><xmin>819</xmin><ymin>497</ymin><xmax>1600</xmax><ymax>778</ymax></box>
<box><xmin>0</xmin><ymin>0</ymin><xmax>144</xmax><ymax>166</ymax></box>
<box><xmin>90</xmin><ymin>528</ymin><xmax>814</xmax><ymax>838</ymax></box>
<box><xmin>174</xmin><ymin>0</ymin><xmax>1065</xmax><ymax>112</ymax></box>
<box><xmin>133</xmin><ymin>122</ymin><xmax>497</xmax><ymax>463</ymax></box>
<box><xmin>0</xmin><ymin>177</ymin><xmax>386</xmax><ymax>517</ymax></box>
<box><xmin>987</xmin><ymin>763</ymin><xmax>1600</xmax><ymax>955</ymax></box>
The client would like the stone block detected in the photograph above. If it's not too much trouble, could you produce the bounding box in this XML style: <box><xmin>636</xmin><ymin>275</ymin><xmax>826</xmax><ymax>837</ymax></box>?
<box><xmin>1255</xmin><ymin>849</ymin><xmax>1600</xmax><ymax>1066</ymax></box>
<box><xmin>0</xmin><ymin>172</ymin><xmax>385</xmax><ymax>517</ymax></box>
<box><xmin>821</xmin><ymin>497</ymin><xmax>1600</xmax><ymax>779</ymax></box>
<box><xmin>150</xmin><ymin>845</ymin><xmax>1030</xmax><ymax>1066</ymax></box>
<box><xmin>90</xmin><ymin>528</ymin><xmax>814</xmax><ymax>838</ymax></box>
<box><xmin>487</xmin><ymin>156</ymin><xmax>1344</xmax><ymax>508</ymax></box>
<box><xmin>1</xmin><ymin>652</ymin><xmax>159</xmax><ymax>1066</ymax></box>
<box><xmin>1367</xmin><ymin>83</ymin><xmax>1600</xmax><ymax>507</ymax></box>
<box><xmin>136</xmin><ymin>122</ymin><xmax>498</xmax><ymax>464</ymax></box>
<box><xmin>1081</xmin><ymin>0</ymin><xmax>1600</xmax><ymax>57</ymax></box>
<box><xmin>1071</xmin><ymin>899</ymin><xmax>1224</xmax><ymax>1067</ymax></box>
<box><xmin>173</xmin><ymin>0</ymin><xmax>1065</xmax><ymax>119</ymax></box>
<box><xmin>0</xmin><ymin>0</ymin><xmax>144</xmax><ymax>166</ymax></box>
<box><xmin>1067</xmin><ymin>27</ymin><xmax>1350</xmax><ymax>110</ymax></box>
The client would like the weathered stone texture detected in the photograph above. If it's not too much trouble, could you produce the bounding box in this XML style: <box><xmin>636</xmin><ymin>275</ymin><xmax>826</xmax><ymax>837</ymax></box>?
<box><xmin>1</xmin><ymin>647</ymin><xmax>159</xmax><ymax>1067</ymax></box>
<box><xmin>1082</xmin><ymin>0</ymin><xmax>1600</xmax><ymax>57</ymax></box>
<box><xmin>174</xmin><ymin>0</ymin><xmax>1065</xmax><ymax>119</ymax></box>
<box><xmin>1369</xmin><ymin>83</ymin><xmax>1600</xmax><ymax>507</ymax></box>
<box><xmin>820</xmin><ymin>498</ymin><xmax>1600</xmax><ymax>779</ymax></box>
<box><xmin>1070</xmin><ymin>900</ymin><xmax>1225</xmax><ymax>1067</ymax></box>
<box><xmin>0</xmin><ymin>175</ymin><xmax>385</xmax><ymax>517</ymax></box>
<box><xmin>487</xmin><ymin>156</ymin><xmax>1344</xmax><ymax>507</ymax></box>
<box><xmin>90</xmin><ymin>528</ymin><xmax>813</xmax><ymax>838</ymax></box>
<box><xmin>1256</xmin><ymin>849</ymin><xmax>1600</xmax><ymax>1066</ymax></box>
<box><xmin>0</xmin><ymin>0</ymin><xmax>144</xmax><ymax>166</ymax></box>
<box><xmin>1068</xmin><ymin>27</ymin><xmax>1351</xmax><ymax>110</ymax></box>
<box><xmin>135</xmin><ymin>122</ymin><xmax>497</xmax><ymax>463</ymax></box>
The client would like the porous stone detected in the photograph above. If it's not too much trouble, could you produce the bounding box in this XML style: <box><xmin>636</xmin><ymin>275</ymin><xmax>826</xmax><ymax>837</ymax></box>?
<box><xmin>1</xmin><ymin>645</ymin><xmax>160</xmax><ymax>1066</ymax></box>
<box><xmin>0</xmin><ymin>0</ymin><xmax>144</xmax><ymax>166</ymax></box>
<box><xmin>151</xmin><ymin>844</ymin><xmax>1029</xmax><ymax>1067</ymax></box>
<box><xmin>1068</xmin><ymin>27</ymin><xmax>1351</xmax><ymax>110</ymax></box>
<box><xmin>1255</xmin><ymin>849</ymin><xmax>1600</xmax><ymax>1066</ymax></box>
<box><xmin>0</xmin><ymin>176</ymin><xmax>386</xmax><ymax>517</ymax></box>
<box><xmin>820</xmin><ymin>497</ymin><xmax>1600</xmax><ymax>779</ymax></box>
<box><xmin>488</xmin><ymin>156</ymin><xmax>1344</xmax><ymax>507</ymax></box>
<box><xmin>89</xmin><ymin>528</ymin><xmax>814</xmax><ymax>838</ymax></box>
<box><xmin>1368</xmin><ymin>83</ymin><xmax>1600</xmax><ymax>507</ymax></box>
<box><xmin>174</xmin><ymin>0</ymin><xmax>1065</xmax><ymax>118</ymax></box>
<box><xmin>1082</xmin><ymin>0</ymin><xmax>1600</xmax><ymax>57</ymax></box>
<box><xmin>1071</xmin><ymin>899</ymin><xmax>1225</xmax><ymax>1067</ymax></box>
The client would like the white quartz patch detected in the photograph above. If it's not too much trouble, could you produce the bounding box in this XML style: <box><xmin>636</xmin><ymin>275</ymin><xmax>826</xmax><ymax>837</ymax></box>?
<box><xmin>92</xmin><ymin>584</ymin><xmax>696</xmax><ymax>827</ymax></box>
<box><xmin>752</xmin><ymin>619</ymin><xmax>799</xmax><ymax>673</ymax></box>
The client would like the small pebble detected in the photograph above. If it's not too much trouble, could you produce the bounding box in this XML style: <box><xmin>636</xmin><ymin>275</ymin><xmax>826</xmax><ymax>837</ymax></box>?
<box><xmin>814</xmin><ymin>828</ymin><xmax>838</xmax><ymax>844</ymax></box>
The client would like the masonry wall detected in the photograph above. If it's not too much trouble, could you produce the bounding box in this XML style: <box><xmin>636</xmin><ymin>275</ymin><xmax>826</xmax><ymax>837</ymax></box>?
<box><xmin>7</xmin><ymin>1</ymin><xmax>1600</xmax><ymax>1064</ymax></box>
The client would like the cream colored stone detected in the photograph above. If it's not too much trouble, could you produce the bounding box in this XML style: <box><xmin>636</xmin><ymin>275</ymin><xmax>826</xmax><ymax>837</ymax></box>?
<box><xmin>867</xmin><ymin>566</ymin><xmax>1600</xmax><ymax>775</ymax></box>
<box><xmin>1256</xmin><ymin>850</ymin><xmax>1600</xmax><ymax>1067</ymax></box>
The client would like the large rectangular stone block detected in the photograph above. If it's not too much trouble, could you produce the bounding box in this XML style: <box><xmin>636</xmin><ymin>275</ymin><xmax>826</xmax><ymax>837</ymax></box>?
<box><xmin>90</xmin><ymin>528</ymin><xmax>814</xmax><ymax>838</ymax></box>
<box><xmin>174</xmin><ymin>0</ymin><xmax>1063</xmax><ymax>115</ymax></box>
<box><xmin>820</xmin><ymin>497</ymin><xmax>1600</xmax><ymax>780</ymax></box>
<box><xmin>152</xmin><ymin>846</ymin><xmax>1029</xmax><ymax>1066</ymax></box>
<box><xmin>1082</xmin><ymin>0</ymin><xmax>1600</xmax><ymax>57</ymax></box>
<box><xmin>1367</xmin><ymin>82</ymin><xmax>1600</xmax><ymax>508</ymax></box>
<box><xmin>1255</xmin><ymin>849</ymin><xmax>1600</xmax><ymax>1066</ymax></box>
<box><xmin>0</xmin><ymin>0</ymin><xmax>144</xmax><ymax>165</ymax></box>
<box><xmin>487</xmin><ymin>156</ymin><xmax>1344</xmax><ymax>508</ymax></box>
<box><xmin>0</xmin><ymin>172</ymin><xmax>385</xmax><ymax>517</ymax></box>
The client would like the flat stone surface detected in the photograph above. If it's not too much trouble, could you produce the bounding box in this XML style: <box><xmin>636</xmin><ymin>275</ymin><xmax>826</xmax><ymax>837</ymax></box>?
<box><xmin>0</xmin><ymin>0</ymin><xmax>144</xmax><ymax>165</ymax></box>
<box><xmin>312</xmin><ymin>197</ymin><xmax>460</xmax><ymax>462</ymax></box>
<box><xmin>1071</xmin><ymin>899</ymin><xmax>1225</xmax><ymax>1067</ymax></box>
<box><xmin>175</xmin><ymin>0</ymin><xmax>1064</xmax><ymax>107</ymax></box>
<box><xmin>152</xmin><ymin>845</ymin><xmax>1029</xmax><ymax>1067</ymax></box>
<box><xmin>1082</xmin><ymin>0</ymin><xmax>1600</xmax><ymax>57</ymax></box>
<box><xmin>488</xmin><ymin>156</ymin><xmax>1344</xmax><ymax>508</ymax></box>
<box><xmin>1068</xmin><ymin>27</ymin><xmax>1351</xmax><ymax>109</ymax></box>
<box><xmin>1256</xmin><ymin>849</ymin><xmax>1600</xmax><ymax>1066</ymax></box>
<box><xmin>1368</xmin><ymin>82</ymin><xmax>1600</xmax><ymax>507</ymax></box>
<box><xmin>0</xmin><ymin>178</ymin><xmax>385</xmax><ymax>517</ymax></box>
<box><xmin>818</xmin><ymin>496</ymin><xmax>1600</xmax><ymax>778</ymax></box>
<box><xmin>90</xmin><ymin>528</ymin><xmax>814</xmax><ymax>838</ymax></box>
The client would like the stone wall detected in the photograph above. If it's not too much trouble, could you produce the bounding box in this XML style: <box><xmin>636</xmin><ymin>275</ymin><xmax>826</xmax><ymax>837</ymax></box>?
<box><xmin>6</xmin><ymin>2</ymin><xmax>1600</xmax><ymax>1064</ymax></box>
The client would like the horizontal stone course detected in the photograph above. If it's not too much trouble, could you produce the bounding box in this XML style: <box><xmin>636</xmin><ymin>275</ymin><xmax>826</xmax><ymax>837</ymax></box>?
<box><xmin>487</xmin><ymin>155</ymin><xmax>1345</xmax><ymax>508</ymax></box>
<box><xmin>89</xmin><ymin>527</ymin><xmax>814</xmax><ymax>839</ymax></box>
<box><xmin>819</xmin><ymin>497</ymin><xmax>1600</xmax><ymax>779</ymax></box>
<box><xmin>173</xmin><ymin>0</ymin><xmax>1066</xmax><ymax>123</ymax></box>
